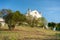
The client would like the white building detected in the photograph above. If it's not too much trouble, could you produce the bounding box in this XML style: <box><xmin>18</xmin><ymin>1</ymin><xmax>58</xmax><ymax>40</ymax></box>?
<box><xmin>0</xmin><ymin>17</ymin><xmax>5</xmax><ymax>26</ymax></box>
<box><xmin>26</xmin><ymin>9</ymin><xmax>42</xmax><ymax>18</ymax></box>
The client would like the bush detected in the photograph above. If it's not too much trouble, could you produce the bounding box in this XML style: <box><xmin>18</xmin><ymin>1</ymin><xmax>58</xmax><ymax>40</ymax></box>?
<box><xmin>56</xmin><ymin>23</ymin><xmax>60</xmax><ymax>31</ymax></box>
<box><xmin>56</xmin><ymin>27</ymin><xmax>60</xmax><ymax>31</ymax></box>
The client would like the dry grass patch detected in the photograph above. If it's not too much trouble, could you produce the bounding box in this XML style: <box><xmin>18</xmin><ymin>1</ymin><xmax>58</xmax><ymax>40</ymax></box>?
<box><xmin>0</xmin><ymin>26</ymin><xmax>60</xmax><ymax>40</ymax></box>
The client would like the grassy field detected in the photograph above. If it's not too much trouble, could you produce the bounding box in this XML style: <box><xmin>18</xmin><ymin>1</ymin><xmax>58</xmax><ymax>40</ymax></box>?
<box><xmin>0</xmin><ymin>26</ymin><xmax>60</xmax><ymax>40</ymax></box>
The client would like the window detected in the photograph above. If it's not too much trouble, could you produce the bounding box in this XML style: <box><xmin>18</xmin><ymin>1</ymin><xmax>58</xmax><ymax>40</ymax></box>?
<box><xmin>35</xmin><ymin>12</ymin><xmax>37</xmax><ymax>14</ymax></box>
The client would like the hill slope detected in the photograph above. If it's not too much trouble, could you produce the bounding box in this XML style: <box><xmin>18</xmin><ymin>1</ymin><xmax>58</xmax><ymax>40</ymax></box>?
<box><xmin>0</xmin><ymin>26</ymin><xmax>60</xmax><ymax>40</ymax></box>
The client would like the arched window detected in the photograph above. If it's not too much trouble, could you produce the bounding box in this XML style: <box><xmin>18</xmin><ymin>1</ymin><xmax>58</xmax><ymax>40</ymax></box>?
<box><xmin>35</xmin><ymin>12</ymin><xmax>37</xmax><ymax>14</ymax></box>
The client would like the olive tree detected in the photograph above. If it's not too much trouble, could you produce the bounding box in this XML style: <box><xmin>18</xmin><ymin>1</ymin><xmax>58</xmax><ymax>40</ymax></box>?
<box><xmin>3</xmin><ymin>10</ymin><xmax>26</xmax><ymax>30</ymax></box>
<box><xmin>3</xmin><ymin>13</ymin><xmax>14</xmax><ymax>30</ymax></box>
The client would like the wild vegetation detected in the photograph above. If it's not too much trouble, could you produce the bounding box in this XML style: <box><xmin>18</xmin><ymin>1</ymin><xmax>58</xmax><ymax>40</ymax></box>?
<box><xmin>0</xmin><ymin>9</ymin><xmax>47</xmax><ymax>30</ymax></box>
<box><xmin>0</xmin><ymin>26</ymin><xmax>60</xmax><ymax>40</ymax></box>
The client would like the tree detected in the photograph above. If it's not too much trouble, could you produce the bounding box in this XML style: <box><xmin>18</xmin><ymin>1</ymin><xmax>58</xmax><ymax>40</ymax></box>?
<box><xmin>13</xmin><ymin>11</ymin><xmax>26</xmax><ymax>25</ymax></box>
<box><xmin>37</xmin><ymin>17</ymin><xmax>48</xmax><ymax>29</ymax></box>
<box><xmin>3</xmin><ymin>10</ymin><xmax>26</xmax><ymax>30</ymax></box>
<box><xmin>1</xmin><ymin>9</ymin><xmax>12</xmax><ymax>14</ymax></box>
<box><xmin>26</xmin><ymin>13</ymin><xmax>48</xmax><ymax>28</ymax></box>
<box><xmin>56</xmin><ymin>23</ymin><xmax>60</xmax><ymax>31</ymax></box>
<box><xmin>48</xmin><ymin>22</ymin><xmax>56</xmax><ymax>30</ymax></box>
<box><xmin>3</xmin><ymin>12</ymin><xmax>14</xmax><ymax>30</ymax></box>
<box><xmin>0</xmin><ymin>11</ymin><xmax>2</xmax><ymax>17</ymax></box>
<box><xmin>31</xmin><ymin>16</ymin><xmax>37</xmax><ymax>27</ymax></box>
<box><xmin>26</xmin><ymin>14</ymin><xmax>33</xmax><ymax>27</ymax></box>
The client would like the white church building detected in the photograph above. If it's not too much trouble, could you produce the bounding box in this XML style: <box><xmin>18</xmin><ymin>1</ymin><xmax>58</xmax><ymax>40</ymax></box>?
<box><xmin>26</xmin><ymin>9</ymin><xmax>42</xmax><ymax>18</ymax></box>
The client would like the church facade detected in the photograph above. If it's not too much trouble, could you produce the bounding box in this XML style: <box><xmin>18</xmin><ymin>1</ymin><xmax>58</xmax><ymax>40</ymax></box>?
<box><xmin>26</xmin><ymin>9</ymin><xmax>42</xmax><ymax>18</ymax></box>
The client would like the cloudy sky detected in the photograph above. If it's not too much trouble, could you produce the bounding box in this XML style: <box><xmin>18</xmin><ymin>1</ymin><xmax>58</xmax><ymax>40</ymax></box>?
<box><xmin>0</xmin><ymin>0</ymin><xmax>60</xmax><ymax>23</ymax></box>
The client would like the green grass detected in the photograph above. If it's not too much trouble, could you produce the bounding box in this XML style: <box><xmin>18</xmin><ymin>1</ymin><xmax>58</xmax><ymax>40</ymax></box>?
<box><xmin>0</xmin><ymin>26</ymin><xmax>60</xmax><ymax>40</ymax></box>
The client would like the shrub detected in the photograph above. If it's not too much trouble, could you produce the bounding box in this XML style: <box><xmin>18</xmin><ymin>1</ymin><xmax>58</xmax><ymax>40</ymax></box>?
<box><xmin>0</xmin><ymin>23</ymin><xmax>2</xmax><ymax>28</ymax></box>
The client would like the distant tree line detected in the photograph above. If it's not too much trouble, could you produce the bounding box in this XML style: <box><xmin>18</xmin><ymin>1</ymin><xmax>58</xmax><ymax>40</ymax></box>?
<box><xmin>48</xmin><ymin>22</ymin><xmax>60</xmax><ymax>31</ymax></box>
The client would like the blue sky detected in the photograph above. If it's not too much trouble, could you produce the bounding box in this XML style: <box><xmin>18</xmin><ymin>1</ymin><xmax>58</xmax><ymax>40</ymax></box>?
<box><xmin>0</xmin><ymin>0</ymin><xmax>60</xmax><ymax>23</ymax></box>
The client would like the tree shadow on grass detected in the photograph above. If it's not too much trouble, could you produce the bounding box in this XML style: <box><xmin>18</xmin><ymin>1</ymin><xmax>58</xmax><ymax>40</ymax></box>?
<box><xmin>0</xmin><ymin>28</ymin><xmax>20</xmax><ymax>31</ymax></box>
